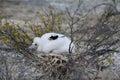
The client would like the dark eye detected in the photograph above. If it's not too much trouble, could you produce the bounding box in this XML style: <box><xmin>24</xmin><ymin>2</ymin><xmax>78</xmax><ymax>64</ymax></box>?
<box><xmin>35</xmin><ymin>44</ymin><xmax>37</xmax><ymax>46</ymax></box>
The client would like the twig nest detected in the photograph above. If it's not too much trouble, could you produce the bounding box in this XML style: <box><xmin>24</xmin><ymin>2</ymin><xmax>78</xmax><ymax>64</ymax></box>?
<box><xmin>36</xmin><ymin>53</ymin><xmax>69</xmax><ymax>76</ymax></box>
<box><xmin>37</xmin><ymin>53</ymin><xmax>68</xmax><ymax>66</ymax></box>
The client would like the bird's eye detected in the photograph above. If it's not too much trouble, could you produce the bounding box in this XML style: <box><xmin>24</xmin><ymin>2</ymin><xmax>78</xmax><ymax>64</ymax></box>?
<box><xmin>35</xmin><ymin>44</ymin><xmax>37</xmax><ymax>46</ymax></box>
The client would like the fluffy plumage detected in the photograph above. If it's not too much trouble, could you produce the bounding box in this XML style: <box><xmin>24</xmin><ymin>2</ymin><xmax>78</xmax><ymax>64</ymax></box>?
<box><xmin>29</xmin><ymin>32</ymin><xmax>75</xmax><ymax>54</ymax></box>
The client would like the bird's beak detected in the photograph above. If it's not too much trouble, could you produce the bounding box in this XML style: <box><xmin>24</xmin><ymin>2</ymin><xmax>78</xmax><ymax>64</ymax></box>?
<box><xmin>28</xmin><ymin>45</ymin><xmax>35</xmax><ymax>49</ymax></box>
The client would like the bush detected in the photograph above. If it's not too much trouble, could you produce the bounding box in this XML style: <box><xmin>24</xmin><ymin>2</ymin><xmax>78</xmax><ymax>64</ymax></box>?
<box><xmin>0</xmin><ymin>2</ymin><xmax>120</xmax><ymax>80</ymax></box>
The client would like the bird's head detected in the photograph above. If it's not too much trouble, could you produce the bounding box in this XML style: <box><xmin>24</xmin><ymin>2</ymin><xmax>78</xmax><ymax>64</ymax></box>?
<box><xmin>29</xmin><ymin>37</ymin><xmax>41</xmax><ymax>49</ymax></box>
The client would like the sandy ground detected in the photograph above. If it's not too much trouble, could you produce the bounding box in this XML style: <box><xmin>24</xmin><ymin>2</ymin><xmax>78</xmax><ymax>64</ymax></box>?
<box><xmin>0</xmin><ymin>1</ymin><xmax>45</xmax><ymax>22</ymax></box>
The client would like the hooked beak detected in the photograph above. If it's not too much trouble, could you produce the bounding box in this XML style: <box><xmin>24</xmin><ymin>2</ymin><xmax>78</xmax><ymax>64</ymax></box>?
<box><xmin>28</xmin><ymin>44</ymin><xmax>37</xmax><ymax>50</ymax></box>
<box><xmin>29</xmin><ymin>45</ymin><xmax>34</xmax><ymax>49</ymax></box>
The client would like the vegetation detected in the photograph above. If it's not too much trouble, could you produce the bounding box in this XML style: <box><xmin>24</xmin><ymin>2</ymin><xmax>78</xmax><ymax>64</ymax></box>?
<box><xmin>0</xmin><ymin>0</ymin><xmax>120</xmax><ymax>80</ymax></box>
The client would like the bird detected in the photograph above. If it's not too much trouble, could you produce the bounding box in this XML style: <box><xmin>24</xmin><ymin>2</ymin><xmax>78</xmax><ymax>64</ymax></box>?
<box><xmin>29</xmin><ymin>32</ymin><xmax>75</xmax><ymax>54</ymax></box>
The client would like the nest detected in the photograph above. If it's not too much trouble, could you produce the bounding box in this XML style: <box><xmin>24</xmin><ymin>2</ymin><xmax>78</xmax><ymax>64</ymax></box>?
<box><xmin>34</xmin><ymin>53</ymin><xmax>70</xmax><ymax>79</ymax></box>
